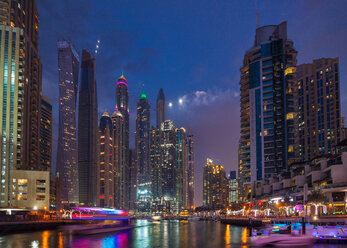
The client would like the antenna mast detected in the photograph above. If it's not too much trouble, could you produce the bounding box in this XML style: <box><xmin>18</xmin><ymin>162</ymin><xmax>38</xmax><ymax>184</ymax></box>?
<box><xmin>255</xmin><ymin>0</ymin><xmax>260</xmax><ymax>28</ymax></box>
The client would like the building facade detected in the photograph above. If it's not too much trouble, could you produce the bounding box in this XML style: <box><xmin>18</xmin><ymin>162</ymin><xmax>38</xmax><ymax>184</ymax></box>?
<box><xmin>176</xmin><ymin>127</ymin><xmax>187</xmax><ymax>211</ymax></box>
<box><xmin>229</xmin><ymin>171</ymin><xmax>238</xmax><ymax>204</ymax></box>
<box><xmin>203</xmin><ymin>158</ymin><xmax>229</xmax><ymax>208</ymax></box>
<box><xmin>78</xmin><ymin>50</ymin><xmax>98</xmax><ymax>207</ymax></box>
<box><xmin>10</xmin><ymin>170</ymin><xmax>50</xmax><ymax>210</ymax></box>
<box><xmin>115</xmin><ymin>74</ymin><xmax>129</xmax><ymax>209</ymax></box>
<box><xmin>150</xmin><ymin>127</ymin><xmax>162</xmax><ymax>202</ymax></box>
<box><xmin>156</xmin><ymin>88</ymin><xmax>167</xmax><ymax>128</ymax></box>
<box><xmin>160</xmin><ymin>120</ymin><xmax>176</xmax><ymax>201</ymax></box>
<box><xmin>297</xmin><ymin>58</ymin><xmax>341</xmax><ymax>161</ymax></box>
<box><xmin>135</xmin><ymin>91</ymin><xmax>151</xmax><ymax>212</ymax></box>
<box><xmin>186</xmin><ymin>133</ymin><xmax>195</xmax><ymax>210</ymax></box>
<box><xmin>129</xmin><ymin>148</ymin><xmax>137</xmax><ymax>211</ymax></box>
<box><xmin>97</xmin><ymin>112</ymin><xmax>114</xmax><ymax>208</ymax></box>
<box><xmin>0</xmin><ymin>0</ymin><xmax>42</xmax><ymax>171</ymax></box>
<box><xmin>111</xmin><ymin>109</ymin><xmax>124</xmax><ymax>209</ymax></box>
<box><xmin>239</xmin><ymin>21</ymin><xmax>298</xmax><ymax>201</ymax></box>
<box><xmin>56</xmin><ymin>40</ymin><xmax>80</xmax><ymax>207</ymax></box>
<box><xmin>0</xmin><ymin>24</ymin><xmax>25</xmax><ymax>207</ymax></box>
<box><xmin>40</xmin><ymin>96</ymin><xmax>52</xmax><ymax>171</ymax></box>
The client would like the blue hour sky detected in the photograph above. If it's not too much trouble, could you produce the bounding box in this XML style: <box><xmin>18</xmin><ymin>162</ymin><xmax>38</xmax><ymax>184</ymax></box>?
<box><xmin>37</xmin><ymin>0</ymin><xmax>347</xmax><ymax>206</ymax></box>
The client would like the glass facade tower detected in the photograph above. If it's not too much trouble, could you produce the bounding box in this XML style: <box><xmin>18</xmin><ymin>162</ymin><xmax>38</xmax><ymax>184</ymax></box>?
<box><xmin>135</xmin><ymin>91</ymin><xmax>151</xmax><ymax>212</ymax></box>
<box><xmin>78</xmin><ymin>50</ymin><xmax>98</xmax><ymax>207</ymax></box>
<box><xmin>0</xmin><ymin>24</ymin><xmax>24</xmax><ymax>207</ymax></box>
<box><xmin>56</xmin><ymin>40</ymin><xmax>80</xmax><ymax>207</ymax></box>
<box><xmin>239</xmin><ymin>22</ymin><xmax>298</xmax><ymax>200</ymax></box>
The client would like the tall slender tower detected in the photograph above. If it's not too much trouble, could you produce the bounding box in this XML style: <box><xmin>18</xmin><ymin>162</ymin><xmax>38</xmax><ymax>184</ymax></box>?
<box><xmin>150</xmin><ymin>127</ymin><xmax>162</xmax><ymax>203</ymax></box>
<box><xmin>156</xmin><ymin>88</ymin><xmax>167</xmax><ymax>128</ymax></box>
<box><xmin>0</xmin><ymin>24</ymin><xmax>25</xmax><ymax>207</ymax></box>
<box><xmin>175</xmin><ymin>127</ymin><xmax>187</xmax><ymax>211</ymax></box>
<box><xmin>0</xmin><ymin>0</ymin><xmax>42</xmax><ymax>170</ymax></box>
<box><xmin>97</xmin><ymin>112</ymin><xmax>114</xmax><ymax>208</ymax></box>
<box><xmin>78</xmin><ymin>50</ymin><xmax>98</xmax><ymax>206</ymax></box>
<box><xmin>160</xmin><ymin>120</ymin><xmax>176</xmax><ymax>201</ymax></box>
<box><xmin>135</xmin><ymin>91</ymin><xmax>151</xmax><ymax>212</ymax></box>
<box><xmin>56</xmin><ymin>40</ymin><xmax>80</xmax><ymax>207</ymax></box>
<box><xmin>111</xmin><ymin>109</ymin><xmax>124</xmax><ymax>209</ymax></box>
<box><xmin>186</xmin><ymin>133</ymin><xmax>195</xmax><ymax>210</ymax></box>
<box><xmin>239</xmin><ymin>21</ymin><xmax>298</xmax><ymax>201</ymax></box>
<box><xmin>115</xmin><ymin>74</ymin><xmax>129</xmax><ymax>209</ymax></box>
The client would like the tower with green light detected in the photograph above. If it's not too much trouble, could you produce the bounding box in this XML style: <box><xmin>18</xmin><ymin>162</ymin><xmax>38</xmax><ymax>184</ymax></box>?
<box><xmin>135</xmin><ymin>89</ymin><xmax>151</xmax><ymax>212</ymax></box>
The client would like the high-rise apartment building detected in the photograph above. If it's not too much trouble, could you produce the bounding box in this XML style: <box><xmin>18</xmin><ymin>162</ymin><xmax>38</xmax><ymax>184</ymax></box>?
<box><xmin>239</xmin><ymin>21</ymin><xmax>298</xmax><ymax>200</ymax></box>
<box><xmin>40</xmin><ymin>96</ymin><xmax>52</xmax><ymax>171</ymax></box>
<box><xmin>78</xmin><ymin>50</ymin><xmax>98</xmax><ymax>207</ymax></box>
<box><xmin>56</xmin><ymin>40</ymin><xmax>80</xmax><ymax>207</ymax></box>
<box><xmin>175</xmin><ymin>127</ymin><xmax>187</xmax><ymax>211</ymax></box>
<box><xmin>203</xmin><ymin>158</ymin><xmax>229</xmax><ymax>207</ymax></box>
<box><xmin>135</xmin><ymin>91</ymin><xmax>151</xmax><ymax>212</ymax></box>
<box><xmin>150</xmin><ymin>127</ymin><xmax>161</xmax><ymax>200</ymax></box>
<box><xmin>186</xmin><ymin>133</ymin><xmax>195</xmax><ymax>210</ymax></box>
<box><xmin>0</xmin><ymin>24</ymin><xmax>25</xmax><ymax>207</ymax></box>
<box><xmin>0</xmin><ymin>0</ymin><xmax>42</xmax><ymax>170</ymax></box>
<box><xmin>297</xmin><ymin>58</ymin><xmax>341</xmax><ymax>160</ymax></box>
<box><xmin>111</xmin><ymin>108</ymin><xmax>125</xmax><ymax>209</ymax></box>
<box><xmin>115</xmin><ymin>74</ymin><xmax>129</xmax><ymax>209</ymax></box>
<box><xmin>97</xmin><ymin>112</ymin><xmax>114</xmax><ymax>208</ymax></box>
<box><xmin>160</xmin><ymin>120</ymin><xmax>176</xmax><ymax>200</ymax></box>
<box><xmin>156</xmin><ymin>88</ymin><xmax>167</xmax><ymax>128</ymax></box>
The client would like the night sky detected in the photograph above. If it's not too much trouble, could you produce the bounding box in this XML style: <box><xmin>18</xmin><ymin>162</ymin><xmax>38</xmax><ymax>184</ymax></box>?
<box><xmin>37</xmin><ymin>0</ymin><xmax>347</xmax><ymax>206</ymax></box>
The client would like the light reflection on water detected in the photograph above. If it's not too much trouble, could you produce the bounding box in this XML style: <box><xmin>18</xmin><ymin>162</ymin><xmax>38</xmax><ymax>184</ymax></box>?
<box><xmin>0</xmin><ymin>220</ymin><xmax>344</xmax><ymax>248</ymax></box>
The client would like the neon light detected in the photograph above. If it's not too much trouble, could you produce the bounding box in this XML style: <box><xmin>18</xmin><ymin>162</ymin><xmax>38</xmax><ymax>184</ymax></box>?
<box><xmin>117</xmin><ymin>81</ymin><xmax>128</xmax><ymax>87</ymax></box>
<box><xmin>72</xmin><ymin>207</ymin><xmax>127</xmax><ymax>216</ymax></box>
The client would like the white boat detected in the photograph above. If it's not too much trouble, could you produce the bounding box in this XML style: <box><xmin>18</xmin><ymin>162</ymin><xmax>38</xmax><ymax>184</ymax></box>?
<box><xmin>307</xmin><ymin>225</ymin><xmax>347</xmax><ymax>238</ymax></box>
<box><xmin>252</xmin><ymin>234</ymin><xmax>316</xmax><ymax>247</ymax></box>
<box><xmin>188</xmin><ymin>215</ymin><xmax>200</xmax><ymax>221</ymax></box>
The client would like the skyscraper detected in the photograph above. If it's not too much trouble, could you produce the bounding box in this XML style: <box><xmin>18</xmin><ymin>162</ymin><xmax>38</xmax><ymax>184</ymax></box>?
<box><xmin>239</xmin><ymin>21</ymin><xmax>298</xmax><ymax>200</ymax></box>
<box><xmin>40</xmin><ymin>96</ymin><xmax>53</xmax><ymax>171</ymax></box>
<box><xmin>186</xmin><ymin>133</ymin><xmax>195</xmax><ymax>210</ymax></box>
<box><xmin>175</xmin><ymin>127</ymin><xmax>187</xmax><ymax>211</ymax></box>
<box><xmin>203</xmin><ymin>158</ymin><xmax>229</xmax><ymax>208</ymax></box>
<box><xmin>150</xmin><ymin>127</ymin><xmax>162</xmax><ymax>201</ymax></box>
<box><xmin>56</xmin><ymin>40</ymin><xmax>80</xmax><ymax>207</ymax></box>
<box><xmin>0</xmin><ymin>24</ymin><xmax>25</xmax><ymax>207</ymax></box>
<box><xmin>135</xmin><ymin>91</ymin><xmax>151</xmax><ymax>212</ymax></box>
<box><xmin>111</xmin><ymin>108</ymin><xmax>125</xmax><ymax>209</ymax></box>
<box><xmin>297</xmin><ymin>58</ymin><xmax>341</xmax><ymax>161</ymax></box>
<box><xmin>0</xmin><ymin>0</ymin><xmax>42</xmax><ymax>170</ymax></box>
<box><xmin>156</xmin><ymin>88</ymin><xmax>167</xmax><ymax>128</ymax></box>
<box><xmin>97</xmin><ymin>112</ymin><xmax>114</xmax><ymax>208</ymax></box>
<box><xmin>160</xmin><ymin>120</ymin><xmax>176</xmax><ymax>200</ymax></box>
<box><xmin>78</xmin><ymin>50</ymin><xmax>98</xmax><ymax>207</ymax></box>
<box><xmin>115</xmin><ymin>74</ymin><xmax>129</xmax><ymax>209</ymax></box>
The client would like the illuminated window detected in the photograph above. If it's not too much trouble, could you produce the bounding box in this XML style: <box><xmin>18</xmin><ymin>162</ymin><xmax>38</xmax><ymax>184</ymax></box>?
<box><xmin>288</xmin><ymin>146</ymin><xmax>294</xmax><ymax>152</ymax></box>
<box><xmin>286</xmin><ymin>113</ymin><xmax>294</xmax><ymax>120</ymax></box>
<box><xmin>264</xmin><ymin>130</ymin><xmax>268</xmax><ymax>136</ymax></box>
<box><xmin>285</xmin><ymin>67</ymin><xmax>296</xmax><ymax>76</ymax></box>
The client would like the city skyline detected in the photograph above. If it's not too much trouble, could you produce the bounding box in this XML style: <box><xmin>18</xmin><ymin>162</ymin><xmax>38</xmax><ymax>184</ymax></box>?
<box><xmin>37</xmin><ymin>0</ymin><xmax>347</xmax><ymax>206</ymax></box>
